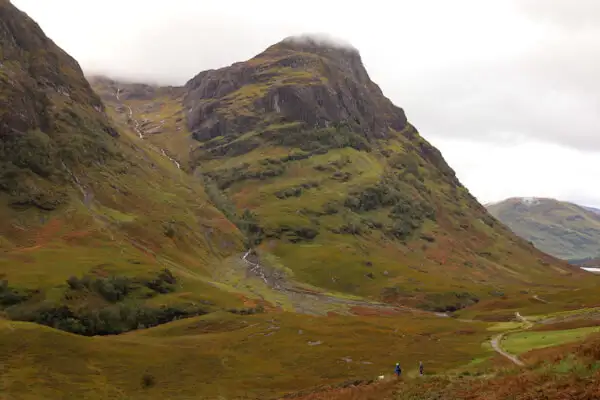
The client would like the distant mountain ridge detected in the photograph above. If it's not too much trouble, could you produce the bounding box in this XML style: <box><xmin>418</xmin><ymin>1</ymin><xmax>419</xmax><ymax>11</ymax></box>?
<box><xmin>487</xmin><ymin>197</ymin><xmax>600</xmax><ymax>261</ymax></box>
<box><xmin>584</xmin><ymin>206</ymin><xmax>600</xmax><ymax>215</ymax></box>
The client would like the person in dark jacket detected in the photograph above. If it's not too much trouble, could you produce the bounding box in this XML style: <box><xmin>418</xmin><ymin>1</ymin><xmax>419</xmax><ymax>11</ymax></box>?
<box><xmin>394</xmin><ymin>362</ymin><xmax>402</xmax><ymax>377</ymax></box>
<box><xmin>419</xmin><ymin>361</ymin><xmax>424</xmax><ymax>376</ymax></box>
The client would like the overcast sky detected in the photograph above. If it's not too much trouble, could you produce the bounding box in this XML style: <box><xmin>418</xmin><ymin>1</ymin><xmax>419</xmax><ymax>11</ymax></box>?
<box><xmin>12</xmin><ymin>0</ymin><xmax>600</xmax><ymax>207</ymax></box>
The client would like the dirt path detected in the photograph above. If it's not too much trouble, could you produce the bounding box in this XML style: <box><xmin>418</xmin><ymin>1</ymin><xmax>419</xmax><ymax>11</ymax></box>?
<box><xmin>515</xmin><ymin>311</ymin><xmax>534</xmax><ymax>329</ymax></box>
<box><xmin>490</xmin><ymin>311</ymin><xmax>534</xmax><ymax>366</ymax></box>
<box><xmin>491</xmin><ymin>332</ymin><xmax>524</xmax><ymax>366</ymax></box>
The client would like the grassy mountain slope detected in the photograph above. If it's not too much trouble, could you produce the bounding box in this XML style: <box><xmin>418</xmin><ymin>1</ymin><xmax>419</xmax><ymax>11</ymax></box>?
<box><xmin>0</xmin><ymin>0</ymin><xmax>248</xmax><ymax>335</ymax></box>
<box><xmin>90</xmin><ymin>39</ymin><xmax>596</xmax><ymax>314</ymax></box>
<box><xmin>95</xmin><ymin>37</ymin><xmax>588</xmax><ymax>309</ymax></box>
<box><xmin>487</xmin><ymin>198</ymin><xmax>600</xmax><ymax>261</ymax></box>
<box><xmin>2</xmin><ymin>3</ymin><xmax>599</xmax><ymax>397</ymax></box>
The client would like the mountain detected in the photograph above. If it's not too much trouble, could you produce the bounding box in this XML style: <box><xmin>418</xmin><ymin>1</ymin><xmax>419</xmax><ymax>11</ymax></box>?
<box><xmin>487</xmin><ymin>197</ymin><xmax>600</xmax><ymax>261</ymax></box>
<box><xmin>92</xmin><ymin>35</ymin><xmax>587</xmax><ymax>312</ymax></box>
<box><xmin>584</xmin><ymin>206</ymin><xmax>600</xmax><ymax>215</ymax></box>
<box><xmin>0</xmin><ymin>0</ymin><xmax>246</xmax><ymax>334</ymax></box>
<box><xmin>2</xmin><ymin>3</ymin><xmax>599</xmax><ymax>398</ymax></box>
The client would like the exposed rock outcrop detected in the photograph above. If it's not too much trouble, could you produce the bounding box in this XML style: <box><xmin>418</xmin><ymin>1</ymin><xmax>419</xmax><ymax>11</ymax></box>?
<box><xmin>183</xmin><ymin>35</ymin><xmax>407</xmax><ymax>144</ymax></box>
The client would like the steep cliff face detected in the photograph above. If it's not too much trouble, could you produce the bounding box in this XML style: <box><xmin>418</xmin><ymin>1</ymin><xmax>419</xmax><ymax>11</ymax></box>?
<box><xmin>0</xmin><ymin>0</ymin><xmax>119</xmax><ymax>209</ymax></box>
<box><xmin>184</xmin><ymin>36</ymin><xmax>408</xmax><ymax>146</ymax></box>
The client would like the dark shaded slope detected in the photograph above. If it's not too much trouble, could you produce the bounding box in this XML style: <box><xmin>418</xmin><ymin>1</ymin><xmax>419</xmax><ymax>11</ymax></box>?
<box><xmin>0</xmin><ymin>0</ymin><xmax>120</xmax><ymax>209</ymax></box>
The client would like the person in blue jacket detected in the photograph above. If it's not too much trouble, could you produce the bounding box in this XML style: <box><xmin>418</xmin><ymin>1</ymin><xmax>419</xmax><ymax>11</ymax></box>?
<box><xmin>394</xmin><ymin>362</ymin><xmax>402</xmax><ymax>377</ymax></box>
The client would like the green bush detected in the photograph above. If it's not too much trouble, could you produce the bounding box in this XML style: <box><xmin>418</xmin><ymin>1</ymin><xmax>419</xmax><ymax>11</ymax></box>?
<box><xmin>206</xmin><ymin>164</ymin><xmax>285</xmax><ymax>190</ymax></box>
<box><xmin>141</xmin><ymin>373</ymin><xmax>156</xmax><ymax>389</ymax></box>
<box><xmin>9</xmin><ymin>301</ymin><xmax>208</xmax><ymax>336</ymax></box>
<box><xmin>419</xmin><ymin>292</ymin><xmax>480</xmax><ymax>313</ymax></box>
<box><xmin>0</xmin><ymin>280</ymin><xmax>32</xmax><ymax>307</ymax></box>
<box><xmin>65</xmin><ymin>270</ymin><xmax>177</xmax><ymax>302</ymax></box>
<box><xmin>269</xmin><ymin>123</ymin><xmax>372</xmax><ymax>153</ymax></box>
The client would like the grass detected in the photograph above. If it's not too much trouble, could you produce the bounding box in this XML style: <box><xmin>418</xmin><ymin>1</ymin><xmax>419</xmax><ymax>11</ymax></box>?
<box><xmin>288</xmin><ymin>333</ymin><xmax>600</xmax><ymax>400</ymax></box>
<box><xmin>502</xmin><ymin>326</ymin><xmax>600</xmax><ymax>355</ymax></box>
<box><xmin>5</xmin><ymin>11</ymin><xmax>600</xmax><ymax>398</ymax></box>
<box><xmin>0</xmin><ymin>310</ymin><xmax>491</xmax><ymax>399</ymax></box>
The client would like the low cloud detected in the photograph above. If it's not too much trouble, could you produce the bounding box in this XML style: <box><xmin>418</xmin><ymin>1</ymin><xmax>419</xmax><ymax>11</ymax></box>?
<box><xmin>11</xmin><ymin>0</ymin><xmax>600</xmax><ymax>206</ymax></box>
<box><xmin>281</xmin><ymin>33</ymin><xmax>358</xmax><ymax>52</ymax></box>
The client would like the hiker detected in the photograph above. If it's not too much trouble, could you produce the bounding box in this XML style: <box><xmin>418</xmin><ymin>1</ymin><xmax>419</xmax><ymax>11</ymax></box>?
<box><xmin>419</xmin><ymin>361</ymin><xmax>424</xmax><ymax>376</ymax></box>
<box><xmin>394</xmin><ymin>362</ymin><xmax>402</xmax><ymax>377</ymax></box>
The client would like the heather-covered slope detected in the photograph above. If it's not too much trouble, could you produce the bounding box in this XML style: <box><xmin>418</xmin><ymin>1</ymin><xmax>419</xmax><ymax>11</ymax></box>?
<box><xmin>181</xmin><ymin>37</ymin><xmax>587</xmax><ymax>303</ymax></box>
<box><xmin>1</xmin><ymin>4</ymin><xmax>598</xmax><ymax>398</ymax></box>
<box><xmin>487</xmin><ymin>198</ymin><xmax>600</xmax><ymax>261</ymax></box>
<box><xmin>0</xmin><ymin>0</ymin><xmax>246</xmax><ymax>335</ymax></box>
<box><xmin>93</xmin><ymin>36</ymin><xmax>589</xmax><ymax>312</ymax></box>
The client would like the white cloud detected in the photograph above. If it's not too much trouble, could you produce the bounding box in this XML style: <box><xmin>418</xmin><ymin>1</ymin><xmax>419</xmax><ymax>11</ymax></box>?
<box><xmin>430</xmin><ymin>137</ymin><xmax>600</xmax><ymax>207</ymax></box>
<box><xmin>11</xmin><ymin>0</ymin><xmax>600</xmax><ymax>207</ymax></box>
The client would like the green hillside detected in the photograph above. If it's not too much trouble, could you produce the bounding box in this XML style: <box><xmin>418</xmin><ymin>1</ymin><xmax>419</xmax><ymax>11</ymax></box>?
<box><xmin>487</xmin><ymin>198</ymin><xmax>600</xmax><ymax>261</ymax></box>
<box><xmin>1</xmin><ymin>2</ymin><xmax>599</xmax><ymax>398</ymax></box>
<box><xmin>0</xmin><ymin>0</ymin><xmax>247</xmax><ymax>336</ymax></box>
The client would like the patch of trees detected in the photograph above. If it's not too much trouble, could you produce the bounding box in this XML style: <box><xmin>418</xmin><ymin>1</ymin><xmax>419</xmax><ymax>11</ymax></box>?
<box><xmin>0</xmin><ymin>280</ymin><xmax>34</xmax><ymax>307</ymax></box>
<box><xmin>418</xmin><ymin>292</ymin><xmax>479</xmax><ymax>313</ymax></box>
<box><xmin>205</xmin><ymin>164</ymin><xmax>285</xmax><ymax>190</ymax></box>
<box><xmin>3</xmin><ymin>269</ymin><xmax>213</xmax><ymax>336</ymax></box>
<box><xmin>344</xmin><ymin>183</ymin><xmax>401</xmax><ymax>212</ymax></box>
<box><xmin>227</xmin><ymin>305</ymin><xmax>265</xmax><ymax>315</ymax></box>
<box><xmin>238</xmin><ymin>209</ymin><xmax>264</xmax><ymax>246</ymax></box>
<box><xmin>313</xmin><ymin>156</ymin><xmax>352</xmax><ymax>173</ymax></box>
<box><xmin>263</xmin><ymin>225</ymin><xmax>319</xmax><ymax>243</ymax></box>
<box><xmin>9</xmin><ymin>302</ymin><xmax>208</xmax><ymax>336</ymax></box>
<box><xmin>274</xmin><ymin>182</ymin><xmax>319</xmax><ymax>199</ymax></box>
<box><xmin>269</xmin><ymin>122</ymin><xmax>372</xmax><ymax>153</ymax></box>
<box><xmin>197</xmin><ymin>136</ymin><xmax>263</xmax><ymax>161</ymax></box>
<box><xmin>65</xmin><ymin>268</ymin><xmax>178</xmax><ymax>302</ymax></box>
<box><xmin>260</xmin><ymin>151</ymin><xmax>313</xmax><ymax>165</ymax></box>
<box><xmin>340</xmin><ymin>179</ymin><xmax>436</xmax><ymax>240</ymax></box>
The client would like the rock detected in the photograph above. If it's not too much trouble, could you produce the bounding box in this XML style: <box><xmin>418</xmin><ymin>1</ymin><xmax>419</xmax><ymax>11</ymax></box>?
<box><xmin>183</xmin><ymin>35</ymin><xmax>408</xmax><ymax>159</ymax></box>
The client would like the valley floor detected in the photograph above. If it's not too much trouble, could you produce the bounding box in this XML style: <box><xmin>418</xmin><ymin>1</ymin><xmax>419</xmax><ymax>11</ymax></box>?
<box><xmin>3</xmin><ymin>290</ymin><xmax>600</xmax><ymax>399</ymax></box>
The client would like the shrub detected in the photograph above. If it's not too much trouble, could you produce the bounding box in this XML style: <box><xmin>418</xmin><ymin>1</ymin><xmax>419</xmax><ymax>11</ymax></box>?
<box><xmin>64</xmin><ymin>270</ymin><xmax>177</xmax><ymax>302</ymax></box>
<box><xmin>419</xmin><ymin>292</ymin><xmax>480</xmax><ymax>313</ymax></box>
<box><xmin>145</xmin><ymin>269</ymin><xmax>177</xmax><ymax>294</ymax></box>
<box><xmin>0</xmin><ymin>280</ymin><xmax>32</xmax><ymax>307</ymax></box>
<box><xmin>142</xmin><ymin>373</ymin><xmax>156</xmax><ymax>388</ymax></box>
<box><xmin>9</xmin><ymin>302</ymin><xmax>208</xmax><ymax>336</ymax></box>
<box><xmin>227</xmin><ymin>306</ymin><xmax>265</xmax><ymax>315</ymax></box>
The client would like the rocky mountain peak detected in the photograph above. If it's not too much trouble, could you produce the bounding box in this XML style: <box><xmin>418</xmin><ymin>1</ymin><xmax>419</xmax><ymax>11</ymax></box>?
<box><xmin>262</xmin><ymin>34</ymin><xmax>362</xmax><ymax>70</ymax></box>
<box><xmin>183</xmin><ymin>35</ymin><xmax>407</xmax><ymax>155</ymax></box>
